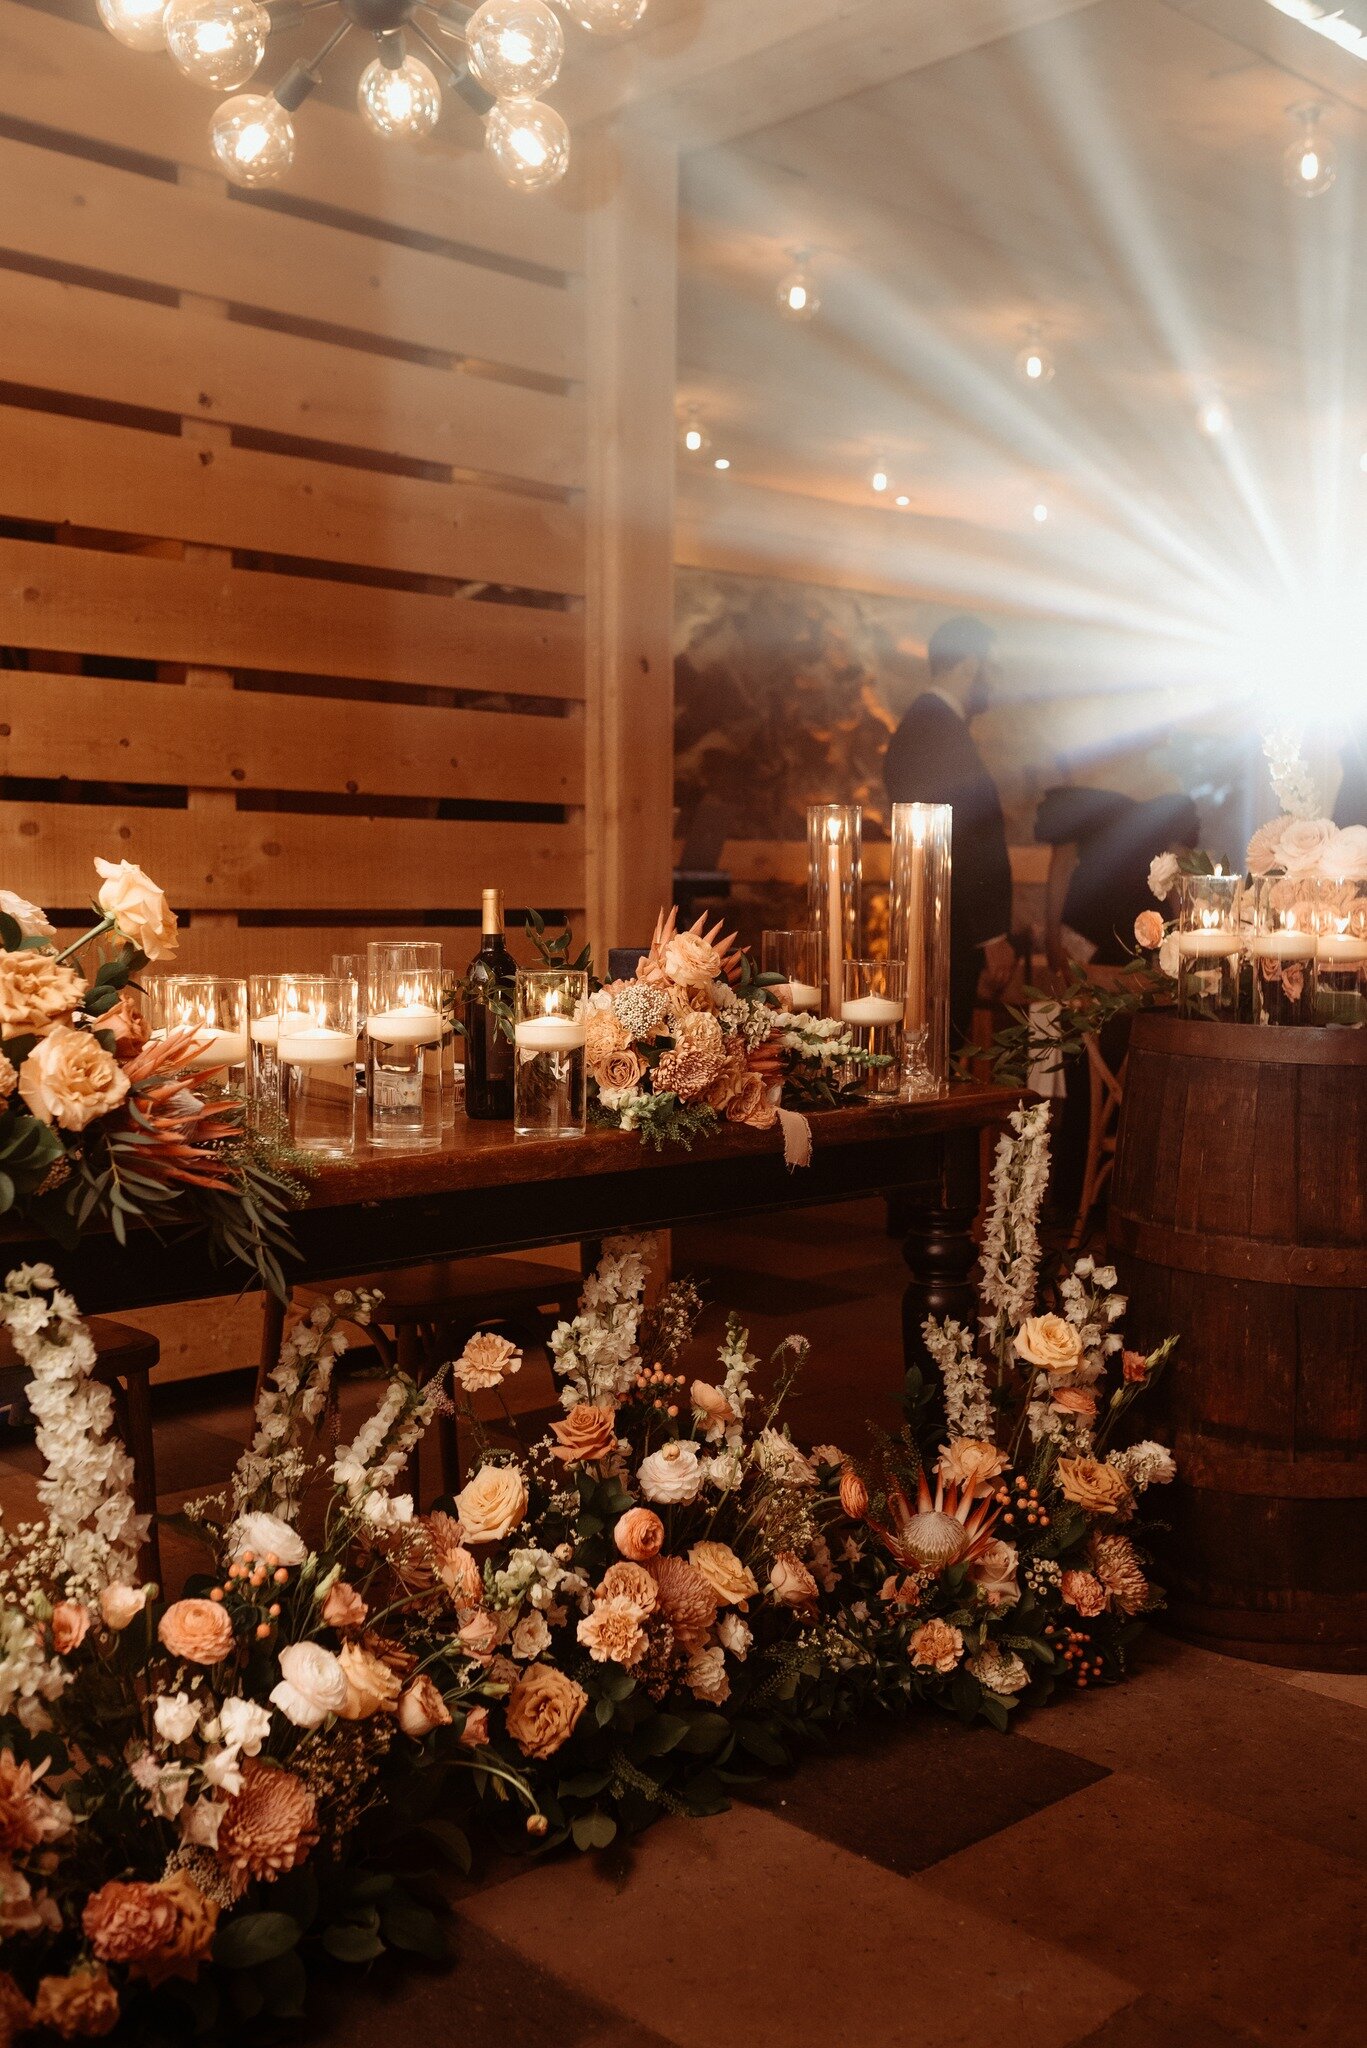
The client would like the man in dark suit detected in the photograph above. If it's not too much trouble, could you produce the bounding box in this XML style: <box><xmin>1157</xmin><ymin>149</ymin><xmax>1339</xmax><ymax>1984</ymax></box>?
<box><xmin>883</xmin><ymin>615</ymin><xmax>1014</xmax><ymax>1050</ymax></box>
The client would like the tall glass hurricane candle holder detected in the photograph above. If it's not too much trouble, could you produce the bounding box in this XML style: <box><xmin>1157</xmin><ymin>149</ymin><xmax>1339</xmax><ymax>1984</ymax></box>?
<box><xmin>889</xmin><ymin>802</ymin><xmax>952</xmax><ymax>1096</ymax></box>
<box><xmin>807</xmin><ymin>804</ymin><xmax>862</xmax><ymax>1016</ymax></box>
<box><xmin>761</xmin><ymin>929</ymin><xmax>822</xmax><ymax>1014</ymax></box>
<box><xmin>158</xmin><ymin>975</ymin><xmax>249</xmax><ymax>1094</ymax></box>
<box><xmin>365</xmin><ymin>941</ymin><xmax>445</xmax><ymax>1149</ymax></box>
<box><xmin>332</xmin><ymin>953</ymin><xmax>369</xmax><ymax>1094</ymax></box>
<box><xmin>841</xmin><ymin>958</ymin><xmax>906</xmax><ymax>1096</ymax></box>
<box><xmin>440</xmin><ymin>967</ymin><xmax>460</xmax><ymax>1126</ymax></box>
<box><xmin>1176</xmin><ymin>875</ymin><xmax>1243</xmax><ymax>1021</ymax></box>
<box><xmin>278</xmin><ymin>975</ymin><xmax>358</xmax><ymax>1156</ymax></box>
<box><xmin>514</xmin><ymin>968</ymin><xmax>587</xmax><ymax>1138</ymax></box>
<box><xmin>1314</xmin><ymin>875</ymin><xmax>1367</xmax><ymax>1026</ymax></box>
<box><xmin>248</xmin><ymin>973</ymin><xmax>281</xmax><ymax>1105</ymax></box>
<box><xmin>1251</xmin><ymin>878</ymin><xmax>1317</xmax><ymax>1027</ymax></box>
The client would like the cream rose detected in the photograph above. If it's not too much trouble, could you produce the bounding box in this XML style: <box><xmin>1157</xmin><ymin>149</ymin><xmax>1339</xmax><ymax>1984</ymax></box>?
<box><xmin>455</xmin><ymin>1462</ymin><xmax>528</xmax><ymax>1544</ymax></box>
<box><xmin>1276</xmin><ymin>817</ymin><xmax>1339</xmax><ymax>877</ymax></box>
<box><xmin>637</xmin><ymin>1439</ymin><xmax>703</xmax><ymax>1505</ymax></box>
<box><xmin>688</xmin><ymin>1540</ymin><xmax>758</xmax><ymax>1608</ymax></box>
<box><xmin>1246</xmin><ymin>816</ymin><xmax>1292</xmax><ymax>878</ymax></box>
<box><xmin>967</xmin><ymin>1537</ymin><xmax>1020</xmax><ymax>1608</ymax></box>
<box><xmin>94</xmin><ymin>857</ymin><xmax>178</xmax><ymax>962</ymax></box>
<box><xmin>1324</xmin><ymin>823</ymin><xmax>1367</xmax><ymax>882</ymax></box>
<box><xmin>228</xmin><ymin>1512</ymin><xmax>307</xmax><ymax>1568</ymax></box>
<box><xmin>1056</xmin><ymin>1455</ymin><xmax>1133</xmax><ymax>1517</ymax></box>
<box><xmin>937</xmin><ymin>1439</ymin><xmax>1007</xmax><ymax>1490</ymax></box>
<box><xmin>662</xmin><ymin>930</ymin><xmax>722</xmax><ymax>987</ymax></box>
<box><xmin>270</xmin><ymin>1640</ymin><xmax>348</xmax><ymax>1729</ymax></box>
<box><xmin>336</xmin><ymin>1642</ymin><xmax>401</xmax><ymax>1720</ymax></box>
<box><xmin>768</xmin><ymin>1550</ymin><xmax>818</xmax><ymax>1609</ymax></box>
<box><xmin>0</xmin><ymin>890</ymin><xmax>55</xmax><ymax>941</ymax></box>
<box><xmin>18</xmin><ymin>1025</ymin><xmax>130</xmax><ymax>1133</ymax></box>
<box><xmin>1146</xmin><ymin>852</ymin><xmax>1180</xmax><ymax>902</ymax></box>
<box><xmin>1014</xmin><ymin>1314</ymin><xmax>1084</xmax><ymax>1374</ymax></box>
<box><xmin>549</xmin><ymin>1404</ymin><xmax>619</xmax><ymax>1467</ymax></box>
<box><xmin>505</xmin><ymin>1663</ymin><xmax>587</xmax><ymax>1760</ymax></box>
<box><xmin>397</xmin><ymin>1675</ymin><xmax>451</xmax><ymax>1739</ymax></box>
<box><xmin>0</xmin><ymin>954</ymin><xmax>84</xmax><ymax>1038</ymax></box>
<box><xmin>100</xmin><ymin>1583</ymin><xmax>150</xmax><ymax>1631</ymax></box>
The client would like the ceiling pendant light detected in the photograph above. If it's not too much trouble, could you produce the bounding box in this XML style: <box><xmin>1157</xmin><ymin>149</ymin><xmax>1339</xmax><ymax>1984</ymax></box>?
<box><xmin>777</xmin><ymin>250</ymin><xmax>820</xmax><ymax>321</ymax></box>
<box><xmin>678</xmin><ymin>405</ymin><xmax>710</xmax><ymax>459</ymax></box>
<box><xmin>1198</xmin><ymin>396</ymin><xmax>1231</xmax><ymax>438</ymax></box>
<box><xmin>1283</xmin><ymin>101</ymin><xmax>1335</xmax><ymax>195</ymax></box>
<box><xmin>98</xmin><ymin>0</ymin><xmax>651</xmax><ymax>193</ymax></box>
<box><xmin>1032</xmin><ymin>499</ymin><xmax>1050</xmax><ymax>524</ymax></box>
<box><xmin>1014</xmin><ymin>326</ymin><xmax>1055</xmax><ymax>386</ymax></box>
<box><xmin>870</xmin><ymin>465</ymin><xmax>890</xmax><ymax>495</ymax></box>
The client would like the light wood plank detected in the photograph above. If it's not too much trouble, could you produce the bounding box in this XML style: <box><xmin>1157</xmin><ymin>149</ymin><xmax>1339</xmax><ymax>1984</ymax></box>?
<box><xmin>0</xmin><ymin>806</ymin><xmax>585</xmax><ymax>914</ymax></box>
<box><xmin>0</xmin><ymin>539</ymin><xmax>584</xmax><ymax>698</ymax></box>
<box><xmin>0</xmin><ymin>270</ymin><xmax>584</xmax><ymax>491</ymax></box>
<box><xmin>147</xmin><ymin>921</ymin><xmax>582</xmax><ymax>978</ymax></box>
<box><xmin>0</xmin><ymin>405</ymin><xmax>584</xmax><ymax>596</ymax></box>
<box><xmin>0</xmin><ymin>0</ymin><xmax>585</xmax><ymax>275</ymax></box>
<box><xmin>0</xmin><ymin>135</ymin><xmax>581</xmax><ymax>382</ymax></box>
<box><xmin>0</xmin><ymin>675</ymin><xmax>584</xmax><ymax>806</ymax></box>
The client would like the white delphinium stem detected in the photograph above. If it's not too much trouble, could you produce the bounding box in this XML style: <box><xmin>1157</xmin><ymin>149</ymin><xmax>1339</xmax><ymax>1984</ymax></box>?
<box><xmin>232</xmin><ymin>1287</ymin><xmax>381</xmax><ymax>1517</ymax></box>
<box><xmin>332</xmin><ymin>1366</ymin><xmax>449</xmax><ymax>1506</ymax></box>
<box><xmin>1263</xmin><ymin>727</ymin><xmax>1323</xmax><ymax>821</ymax></box>
<box><xmin>549</xmin><ymin>1233</ymin><xmax>655</xmax><ymax>1408</ymax></box>
<box><xmin>978</xmin><ymin>1103</ymin><xmax>1053</xmax><ymax>1369</ymax></box>
<box><xmin>0</xmin><ymin>1265</ymin><xmax>145</xmax><ymax>1595</ymax></box>
<box><xmin>922</xmin><ymin>1316</ymin><xmax>994</xmax><ymax>1440</ymax></box>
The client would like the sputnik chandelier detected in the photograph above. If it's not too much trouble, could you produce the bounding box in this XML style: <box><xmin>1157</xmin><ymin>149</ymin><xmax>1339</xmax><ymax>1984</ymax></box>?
<box><xmin>94</xmin><ymin>0</ymin><xmax>649</xmax><ymax>191</ymax></box>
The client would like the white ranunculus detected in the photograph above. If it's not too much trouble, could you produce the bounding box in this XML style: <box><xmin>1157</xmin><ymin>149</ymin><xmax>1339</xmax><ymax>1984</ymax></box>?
<box><xmin>100</xmin><ymin>1583</ymin><xmax>150</xmax><ymax>1631</ymax></box>
<box><xmin>1147</xmin><ymin>853</ymin><xmax>1180</xmax><ymax>902</ymax></box>
<box><xmin>219</xmin><ymin>1695</ymin><xmax>271</xmax><ymax>1756</ymax></box>
<box><xmin>1277</xmin><ymin>816</ymin><xmax>1339</xmax><ymax>876</ymax></box>
<box><xmin>0</xmin><ymin>890</ymin><xmax>55</xmax><ymax>941</ymax></box>
<box><xmin>200</xmin><ymin>1744</ymin><xmax>244</xmax><ymax>1797</ymax></box>
<box><xmin>1158</xmin><ymin>931</ymin><xmax>1181</xmax><ymax>980</ymax></box>
<box><xmin>228</xmin><ymin>1511</ymin><xmax>307</xmax><ymax>1567</ymax></box>
<box><xmin>636</xmin><ymin>1439</ymin><xmax>704</xmax><ymax>1505</ymax></box>
<box><xmin>153</xmin><ymin>1690</ymin><xmax>199</xmax><ymax>1746</ymax></box>
<box><xmin>270</xmin><ymin>1640</ymin><xmax>349</xmax><ymax>1729</ymax></box>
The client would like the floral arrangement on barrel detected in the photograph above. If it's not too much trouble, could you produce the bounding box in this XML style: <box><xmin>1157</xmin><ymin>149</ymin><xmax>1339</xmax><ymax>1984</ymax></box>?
<box><xmin>0</xmin><ymin>862</ymin><xmax>299</xmax><ymax>1296</ymax></box>
<box><xmin>571</xmin><ymin>906</ymin><xmax>883</xmax><ymax>1151</ymax></box>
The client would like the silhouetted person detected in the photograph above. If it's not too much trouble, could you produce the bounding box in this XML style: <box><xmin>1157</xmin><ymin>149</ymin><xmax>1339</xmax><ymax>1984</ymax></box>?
<box><xmin>883</xmin><ymin>616</ymin><xmax>1013</xmax><ymax>1049</ymax></box>
<box><xmin>1036</xmin><ymin>788</ymin><xmax>1201</xmax><ymax>969</ymax></box>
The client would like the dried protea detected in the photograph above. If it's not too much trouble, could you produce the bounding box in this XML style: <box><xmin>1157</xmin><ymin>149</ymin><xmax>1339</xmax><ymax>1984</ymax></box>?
<box><xmin>115</xmin><ymin>1029</ymin><xmax>244</xmax><ymax>1192</ymax></box>
<box><xmin>638</xmin><ymin>907</ymin><xmax>744</xmax><ymax>990</ymax></box>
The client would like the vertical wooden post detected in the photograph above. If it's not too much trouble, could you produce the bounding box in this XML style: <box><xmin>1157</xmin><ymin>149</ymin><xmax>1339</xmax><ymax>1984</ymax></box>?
<box><xmin>582</xmin><ymin>126</ymin><xmax>679</xmax><ymax>969</ymax></box>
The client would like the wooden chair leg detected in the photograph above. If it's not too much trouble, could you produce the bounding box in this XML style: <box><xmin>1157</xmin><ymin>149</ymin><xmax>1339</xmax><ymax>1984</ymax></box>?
<box><xmin>120</xmin><ymin>1370</ymin><xmax>162</xmax><ymax>1588</ymax></box>
<box><xmin>396</xmin><ymin>1324</ymin><xmax>424</xmax><ymax>1505</ymax></box>
<box><xmin>254</xmin><ymin>1290</ymin><xmax>288</xmax><ymax>1410</ymax></box>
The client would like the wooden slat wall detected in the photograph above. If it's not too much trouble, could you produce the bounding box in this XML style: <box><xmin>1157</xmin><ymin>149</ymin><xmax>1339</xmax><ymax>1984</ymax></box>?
<box><xmin>0</xmin><ymin>0</ymin><xmax>590</xmax><ymax>970</ymax></box>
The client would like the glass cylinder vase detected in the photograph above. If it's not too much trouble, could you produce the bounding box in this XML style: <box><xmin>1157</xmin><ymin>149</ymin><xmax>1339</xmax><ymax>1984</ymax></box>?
<box><xmin>331</xmin><ymin>952</ymin><xmax>369</xmax><ymax>1095</ymax></box>
<box><xmin>365</xmin><ymin>941</ymin><xmax>445</xmax><ymax>1149</ymax></box>
<box><xmin>889</xmin><ymin>802</ymin><xmax>952</xmax><ymax>1097</ymax></box>
<box><xmin>278</xmin><ymin>974</ymin><xmax>358</xmax><ymax>1156</ymax></box>
<box><xmin>841</xmin><ymin>957</ymin><xmax>906</xmax><ymax>1096</ymax></box>
<box><xmin>761</xmin><ymin>929</ymin><xmax>822</xmax><ymax>1014</ymax></box>
<box><xmin>248</xmin><ymin>973</ymin><xmax>282</xmax><ymax>1107</ymax></box>
<box><xmin>156</xmin><ymin>975</ymin><xmax>249</xmax><ymax>1094</ymax></box>
<box><xmin>1251</xmin><ymin>878</ymin><xmax>1317</xmax><ymax>1027</ymax></box>
<box><xmin>1176</xmin><ymin>875</ymin><xmax>1243</xmax><ymax>1021</ymax></box>
<box><xmin>807</xmin><ymin>803</ymin><xmax>862</xmax><ymax>1017</ymax></box>
<box><xmin>1314</xmin><ymin>875</ymin><xmax>1367</xmax><ymax>1026</ymax></box>
<box><xmin>514</xmin><ymin>968</ymin><xmax>587</xmax><ymax>1138</ymax></box>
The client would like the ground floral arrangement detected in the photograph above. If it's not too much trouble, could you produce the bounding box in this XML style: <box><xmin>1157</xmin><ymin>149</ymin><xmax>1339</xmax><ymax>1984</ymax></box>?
<box><xmin>0</xmin><ymin>1105</ymin><xmax>1177</xmax><ymax>2042</ymax></box>
<box><xmin>0</xmin><ymin>865</ymin><xmax>299</xmax><ymax>1299</ymax></box>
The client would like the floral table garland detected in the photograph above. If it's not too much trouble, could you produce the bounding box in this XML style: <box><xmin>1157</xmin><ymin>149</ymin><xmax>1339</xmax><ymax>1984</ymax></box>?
<box><xmin>0</xmin><ymin>1105</ymin><xmax>1176</xmax><ymax>2040</ymax></box>
<box><xmin>0</xmin><ymin>864</ymin><xmax>300</xmax><ymax>1299</ymax></box>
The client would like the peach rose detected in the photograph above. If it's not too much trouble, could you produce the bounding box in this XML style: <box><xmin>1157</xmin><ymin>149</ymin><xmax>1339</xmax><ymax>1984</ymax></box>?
<box><xmin>1056</xmin><ymin>1456</ymin><xmax>1132</xmax><ymax>1517</ymax></box>
<box><xmin>839</xmin><ymin>1465</ymin><xmax>870</xmax><ymax>1519</ymax></box>
<box><xmin>158</xmin><ymin>1599</ymin><xmax>234</xmax><ymax>1667</ymax></box>
<box><xmin>768</xmin><ymin>1550</ymin><xmax>818</xmax><ymax>1609</ymax></box>
<box><xmin>614</xmin><ymin>1507</ymin><xmax>665</xmax><ymax>1561</ymax></box>
<box><xmin>1061</xmin><ymin>1569</ymin><xmax>1108</xmax><ymax>1616</ymax></box>
<box><xmin>0</xmin><ymin>952</ymin><xmax>84</xmax><ymax>1037</ymax></box>
<box><xmin>454</xmin><ymin>1462</ymin><xmax>528</xmax><ymax>1544</ymax></box>
<box><xmin>505</xmin><ymin>1663</ymin><xmax>587</xmax><ymax>1760</ymax></box>
<box><xmin>909</xmin><ymin>1618</ymin><xmax>964</xmax><ymax>1673</ymax></box>
<box><xmin>1014</xmin><ymin>1314</ymin><xmax>1084</xmax><ymax>1374</ymax></box>
<box><xmin>725</xmin><ymin>1070</ymin><xmax>780</xmax><ymax>1131</ymax></box>
<box><xmin>549</xmin><ymin>1404</ymin><xmax>619</xmax><ymax>1467</ymax></box>
<box><xmin>1051</xmin><ymin>1386</ymin><xmax>1099</xmax><ymax>1422</ymax></box>
<box><xmin>1133</xmin><ymin>910</ymin><xmax>1165</xmax><ymax>950</ymax></box>
<box><xmin>83</xmin><ymin>1880</ymin><xmax>177</xmax><ymax>1966</ymax></box>
<box><xmin>321</xmin><ymin>1581</ymin><xmax>367</xmax><ymax>1631</ymax></box>
<box><xmin>99</xmin><ymin>1584</ymin><xmax>149</xmax><ymax>1631</ymax></box>
<box><xmin>337</xmin><ymin>1642</ymin><xmax>401</xmax><ymax>1719</ymax></box>
<box><xmin>97</xmin><ymin>993</ymin><xmax>149</xmax><ymax>1057</ymax></box>
<box><xmin>967</xmin><ymin>1537</ymin><xmax>1020</xmax><ymax>1608</ymax></box>
<box><xmin>688</xmin><ymin>1540</ymin><xmax>758</xmax><ymax>1608</ymax></box>
<box><xmin>18</xmin><ymin>1024</ymin><xmax>130</xmax><ymax>1133</ymax></box>
<box><xmin>397</xmin><ymin>1674</ymin><xmax>451</xmax><ymax>1739</ymax></box>
<box><xmin>663</xmin><ymin>930</ymin><xmax>722</xmax><ymax>987</ymax></box>
<box><xmin>94</xmin><ymin>857</ymin><xmax>178</xmax><ymax>962</ymax></box>
<box><xmin>50</xmin><ymin>1602</ymin><xmax>90</xmax><ymax>1655</ymax></box>
<box><xmin>33</xmin><ymin>1965</ymin><xmax>119</xmax><ymax>2038</ymax></box>
<box><xmin>457</xmin><ymin>1612</ymin><xmax>501</xmax><ymax>1661</ymax></box>
<box><xmin>597</xmin><ymin>1046</ymin><xmax>646</xmax><ymax>1094</ymax></box>
<box><xmin>936</xmin><ymin>1439</ymin><xmax>1007</xmax><ymax>1490</ymax></box>
<box><xmin>1246</xmin><ymin>816</ymin><xmax>1292</xmax><ymax>878</ymax></box>
<box><xmin>459</xmin><ymin>1705</ymin><xmax>490</xmax><ymax>1748</ymax></box>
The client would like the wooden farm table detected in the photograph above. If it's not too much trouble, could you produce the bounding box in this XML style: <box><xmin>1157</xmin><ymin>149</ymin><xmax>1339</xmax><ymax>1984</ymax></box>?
<box><xmin>0</xmin><ymin>1087</ymin><xmax>1017</xmax><ymax>1368</ymax></box>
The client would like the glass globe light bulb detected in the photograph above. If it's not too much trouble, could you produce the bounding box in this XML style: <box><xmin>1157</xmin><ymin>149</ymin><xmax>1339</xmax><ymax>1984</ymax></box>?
<box><xmin>165</xmin><ymin>0</ymin><xmax>267</xmax><ymax>90</ymax></box>
<box><xmin>871</xmin><ymin>468</ymin><xmax>889</xmax><ymax>494</ymax></box>
<box><xmin>358</xmin><ymin>56</ymin><xmax>442</xmax><ymax>140</ymax></box>
<box><xmin>1032</xmin><ymin>501</ymin><xmax>1049</xmax><ymax>524</ymax></box>
<box><xmin>1015</xmin><ymin>335</ymin><xmax>1055</xmax><ymax>385</ymax></box>
<box><xmin>777</xmin><ymin>262</ymin><xmax>819</xmax><ymax>321</ymax></box>
<box><xmin>96</xmin><ymin>0</ymin><xmax>169</xmax><ymax>53</ymax></box>
<box><xmin>467</xmin><ymin>0</ymin><xmax>564</xmax><ymax>98</ymax></box>
<box><xmin>563</xmin><ymin>0</ymin><xmax>649</xmax><ymax>34</ymax></box>
<box><xmin>210</xmin><ymin>92</ymin><xmax>295</xmax><ymax>187</ymax></box>
<box><xmin>713</xmin><ymin>456</ymin><xmax>731</xmax><ymax>472</ymax></box>
<box><xmin>1198</xmin><ymin>398</ymin><xmax>1230</xmax><ymax>438</ymax></box>
<box><xmin>1284</xmin><ymin>108</ymin><xmax>1335</xmax><ymax>195</ymax></box>
<box><xmin>679</xmin><ymin>410</ymin><xmax>710</xmax><ymax>458</ymax></box>
<box><xmin>485</xmin><ymin>98</ymin><xmax>570</xmax><ymax>191</ymax></box>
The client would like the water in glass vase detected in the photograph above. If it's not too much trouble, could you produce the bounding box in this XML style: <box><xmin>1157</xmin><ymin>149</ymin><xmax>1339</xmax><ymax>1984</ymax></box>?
<box><xmin>464</xmin><ymin>888</ymin><xmax>516</xmax><ymax>1120</ymax></box>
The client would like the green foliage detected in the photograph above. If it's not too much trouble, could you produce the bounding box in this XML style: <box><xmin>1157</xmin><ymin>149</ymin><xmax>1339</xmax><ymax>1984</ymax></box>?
<box><xmin>970</xmin><ymin>957</ymin><xmax>1169</xmax><ymax>1088</ymax></box>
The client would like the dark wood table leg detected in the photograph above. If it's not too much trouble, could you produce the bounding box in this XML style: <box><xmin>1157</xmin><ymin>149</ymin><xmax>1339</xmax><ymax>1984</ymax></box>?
<box><xmin>900</xmin><ymin>1130</ymin><xmax>982</xmax><ymax>1371</ymax></box>
<box><xmin>119</xmin><ymin>1368</ymin><xmax>163</xmax><ymax>1588</ymax></box>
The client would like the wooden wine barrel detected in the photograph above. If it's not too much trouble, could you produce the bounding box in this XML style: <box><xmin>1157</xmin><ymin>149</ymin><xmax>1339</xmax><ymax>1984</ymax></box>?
<box><xmin>1109</xmin><ymin>1012</ymin><xmax>1367</xmax><ymax>1672</ymax></box>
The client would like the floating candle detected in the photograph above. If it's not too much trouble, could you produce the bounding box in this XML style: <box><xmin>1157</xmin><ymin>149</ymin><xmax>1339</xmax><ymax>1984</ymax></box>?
<box><xmin>514</xmin><ymin>1016</ymin><xmax>586</xmax><ymax>1051</ymax></box>
<box><xmin>1253</xmin><ymin>930</ymin><xmax>1316</xmax><ymax>962</ymax></box>
<box><xmin>1177</xmin><ymin>930</ymin><xmax>1240</xmax><ymax>958</ymax></box>
<box><xmin>366</xmin><ymin>1007</ymin><xmax>444</xmax><ymax>1045</ymax></box>
<box><xmin>782</xmin><ymin>979</ymin><xmax>821</xmax><ymax>1013</ymax></box>
<box><xmin>249</xmin><ymin>1015</ymin><xmax>280</xmax><ymax>1046</ymax></box>
<box><xmin>841</xmin><ymin>996</ymin><xmax>904</xmax><ymax>1027</ymax></box>
<box><xmin>278</xmin><ymin>1027</ymin><xmax>358</xmax><ymax>1066</ymax></box>
<box><xmin>183</xmin><ymin>1029</ymin><xmax>249</xmax><ymax>1071</ymax></box>
<box><xmin>1317</xmin><ymin>933</ymin><xmax>1367</xmax><ymax>965</ymax></box>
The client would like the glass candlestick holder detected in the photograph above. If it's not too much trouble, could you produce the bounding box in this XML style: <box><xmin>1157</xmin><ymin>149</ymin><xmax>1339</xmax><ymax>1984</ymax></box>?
<box><xmin>156</xmin><ymin>974</ymin><xmax>250</xmax><ymax>1094</ymax></box>
<box><xmin>1314</xmin><ymin>875</ymin><xmax>1367</xmax><ymax>1026</ymax></box>
<box><xmin>248</xmin><ymin>972</ymin><xmax>282</xmax><ymax>1106</ymax></box>
<box><xmin>889</xmin><ymin>802</ymin><xmax>952</xmax><ymax>1096</ymax></box>
<box><xmin>365</xmin><ymin>941</ymin><xmax>445</xmax><ymax>1149</ymax></box>
<box><xmin>332</xmin><ymin>952</ymin><xmax>369</xmax><ymax>1094</ymax></box>
<box><xmin>841</xmin><ymin>958</ymin><xmax>906</xmax><ymax>1096</ymax></box>
<box><xmin>278</xmin><ymin>975</ymin><xmax>358</xmax><ymax>1156</ymax></box>
<box><xmin>761</xmin><ymin>929</ymin><xmax>822</xmax><ymax>1014</ymax></box>
<box><xmin>1251</xmin><ymin>878</ymin><xmax>1317</xmax><ymax>1027</ymax></box>
<box><xmin>1176</xmin><ymin>875</ymin><xmax>1243</xmax><ymax>1021</ymax></box>
<box><xmin>514</xmin><ymin>968</ymin><xmax>587</xmax><ymax>1138</ymax></box>
<box><xmin>807</xmin><ymin>803</ymin><xmax>862</xmax><ymax>1016</ymax></box>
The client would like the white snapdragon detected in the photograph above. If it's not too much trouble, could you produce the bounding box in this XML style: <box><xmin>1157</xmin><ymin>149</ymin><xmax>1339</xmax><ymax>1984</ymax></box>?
<box><xmin>978</xmin><ymin>1105</ymin><xmax>1052</xmax><ymax>1364</ymax></box>
<box><xmin>550</xmin><ymin>1233</ymin><xmax>656</xmax><ymax>1408</ymax></box>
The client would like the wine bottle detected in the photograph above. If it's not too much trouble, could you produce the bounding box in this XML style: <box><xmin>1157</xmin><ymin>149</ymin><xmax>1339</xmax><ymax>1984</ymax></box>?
<box><xmin>463</xmin><ymin>887</ymin><xmax>516</xmax><ymax>1120</ymax></box>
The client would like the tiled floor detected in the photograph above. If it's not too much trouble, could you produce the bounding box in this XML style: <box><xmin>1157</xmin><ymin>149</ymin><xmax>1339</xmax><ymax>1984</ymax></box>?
<box><xmin>4</xmin><ymin>1201</ymin><xmax>1365</xmax><ymax>2047</ymax></box>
